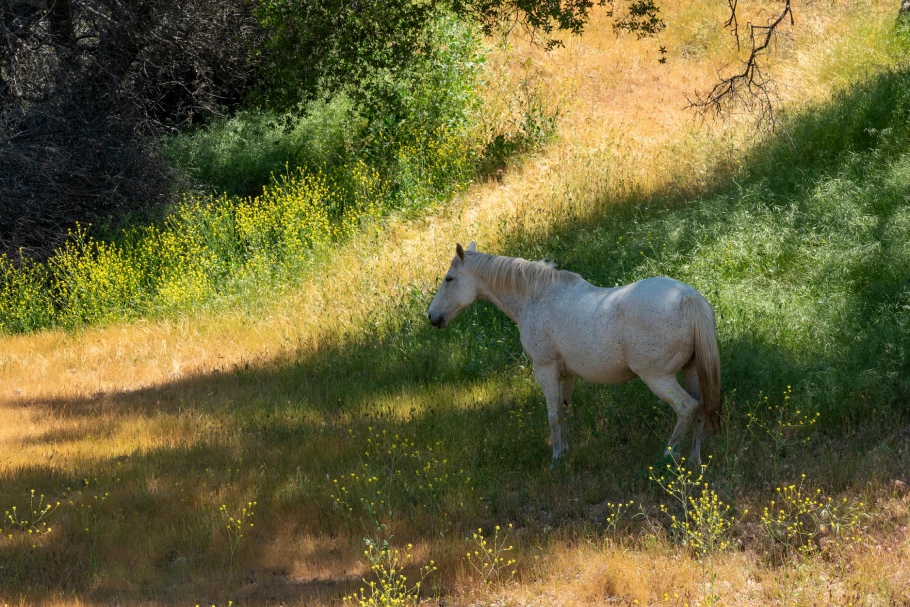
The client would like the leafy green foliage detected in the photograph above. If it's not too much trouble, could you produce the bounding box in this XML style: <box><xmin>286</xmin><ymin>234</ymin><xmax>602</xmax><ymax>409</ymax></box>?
<box><xmin>167</xmin><ymin>11</ymin><xmax>486</xmax><ymax>201</ymax></box>
<box><xmin>609</xmin><ymin>0</ymin><xmax>665</xmax><ymax>39</ymax></box>
<box><xmin>455</xmin><ymin>0</ymin><xmax>598</xmax><ymax>46</ymax></box>
<box><xmin>253</xmin><ymin>0</ymin><xmax>443</xmax><ymax>109</ymax></box>
<box><xmin>355</xmin><ymin>12</ymin><xmax>486</xmax><ymax>210</ymax></box>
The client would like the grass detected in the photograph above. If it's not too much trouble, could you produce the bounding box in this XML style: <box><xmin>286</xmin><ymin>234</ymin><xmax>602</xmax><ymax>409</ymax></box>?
<box><xmin>1</xmin><ymin>1</ymin><xmax>909</xmax><ymax>605</ymax></box>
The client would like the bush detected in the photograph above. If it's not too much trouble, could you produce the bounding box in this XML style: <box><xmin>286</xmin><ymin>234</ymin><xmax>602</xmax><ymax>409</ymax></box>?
<box><xmin>168</xmin><ymin>11</ymin><xmax>485</xmax><ymax>203</ymax></box>
<box><xmin>163</xmin><ymin>96</ymin><xmax>364</xmax><ymax>198</ymax></box>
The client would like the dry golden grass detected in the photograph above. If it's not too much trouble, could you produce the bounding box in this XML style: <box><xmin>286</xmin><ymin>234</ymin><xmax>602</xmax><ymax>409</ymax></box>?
<box><xmin>1</xmin><ymin>2</ymin><xmax>907</xmax><ymax>605</ymax></box>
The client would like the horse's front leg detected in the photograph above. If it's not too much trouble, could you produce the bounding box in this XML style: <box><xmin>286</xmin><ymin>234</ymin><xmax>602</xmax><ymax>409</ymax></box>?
<box><xmin>561</xmin><ymin>375</ymin><xmax>576</xmax><ymax>406</ymax></box>
<box><xmin>534</xmin><ymin>364</ymin><xmax>567</xmax><ymax>465</ymax></box>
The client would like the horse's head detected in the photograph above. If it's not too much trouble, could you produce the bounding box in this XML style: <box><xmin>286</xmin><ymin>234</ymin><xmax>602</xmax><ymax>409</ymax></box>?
<box><xmin>428</xmin><ymin>241</ymin><xmax>478</xmax><ymax>329</ymax></box>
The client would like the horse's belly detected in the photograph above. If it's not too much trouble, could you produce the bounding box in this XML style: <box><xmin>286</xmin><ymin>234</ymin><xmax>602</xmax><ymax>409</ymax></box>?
<box><xmin>556</xmin><ymin>340</ymin><xmax>636</xmax><ymax>384</ymax></box>
<box><xmin>567</xmin><ymin>358</ymin><xmax>636</xmax><ymax>385</ymax></box>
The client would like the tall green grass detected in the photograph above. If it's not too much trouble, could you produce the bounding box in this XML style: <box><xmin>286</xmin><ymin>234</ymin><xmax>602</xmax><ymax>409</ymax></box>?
<box><xmin>162</xmin><ymin>96</ymin><xmax>364</xmax><ymax>199</ymax></box>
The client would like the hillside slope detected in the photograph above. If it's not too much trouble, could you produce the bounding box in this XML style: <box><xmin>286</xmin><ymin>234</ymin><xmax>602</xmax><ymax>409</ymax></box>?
<box><xmin>1</xmin><ymin>2</ymin><xmax>908</xmax><ymax>605</ymax></box>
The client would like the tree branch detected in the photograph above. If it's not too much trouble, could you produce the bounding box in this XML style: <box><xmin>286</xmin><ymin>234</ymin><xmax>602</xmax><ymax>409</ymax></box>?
<box><xmin>724</xmin><ymin>0</ymin><xmax>739</xmax><ymax>51</ymax></box>
<box><xmin>688</xmin><ymin>0</ymin><xmax>793</xmax><ymax>128</ymax></box>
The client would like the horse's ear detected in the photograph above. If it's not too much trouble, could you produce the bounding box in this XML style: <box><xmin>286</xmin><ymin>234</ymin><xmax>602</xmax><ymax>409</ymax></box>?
<box><xmin>456</xmin><ymin>243</ymin><xmax>465</xmax><ymax>261</ymax></box>
<box><xmin>466</xmin><ymin>241</ymin><xmax>476</xmax><ymax>252</ymax></box>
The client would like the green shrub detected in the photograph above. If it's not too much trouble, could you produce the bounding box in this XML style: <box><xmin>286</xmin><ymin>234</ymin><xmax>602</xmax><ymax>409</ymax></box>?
<box><xmin>166</xmin><ymin>11</ymin><xmax>485</xmax><ymax>204</ymax></box>
<box><xmin>163</xmin><ymin>96</ymin><xmax>363</xmax><ymax>198</ymax></box>
<box><xmin>0</xmin><ymin>256</ymin><xmax>55</xmax><ymax>334</ymax></box>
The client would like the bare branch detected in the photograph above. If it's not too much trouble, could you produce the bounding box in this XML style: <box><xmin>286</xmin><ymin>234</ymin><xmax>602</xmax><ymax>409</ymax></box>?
<box><xmin>724</xmin><ymin>0</ymin><xmax>739</xmax><ymax>52</ymax></box>
<box><xmin>688</xmin><ymin>0</ymin><xmax>793</xmax><ymax>129</ymax></box>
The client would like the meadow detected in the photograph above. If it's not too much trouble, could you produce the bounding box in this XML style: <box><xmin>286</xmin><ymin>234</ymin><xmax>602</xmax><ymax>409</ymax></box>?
<box><xmin>1</xmin><ymin>2</ymin><xmax>909</xmax><ymax>606</ymax></box>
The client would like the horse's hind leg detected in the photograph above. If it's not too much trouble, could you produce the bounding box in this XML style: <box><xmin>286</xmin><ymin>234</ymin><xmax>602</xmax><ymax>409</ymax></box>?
<box><xmin>641</xmin><ymin>374</ymin><xmax>702</xmax><ymax>466</ymax></box>
<box><xmin>683</xmin><ymin>361</ymin><xmax>706</xmax><ymax>465</ymax></box>
<box><xmin>534</xmin><ymin>364</ymin><xmax>568</xmax><ymax>465</ymax></box>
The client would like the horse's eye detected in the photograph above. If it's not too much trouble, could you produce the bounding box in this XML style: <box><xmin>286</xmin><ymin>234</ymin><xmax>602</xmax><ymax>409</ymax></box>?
<box><xmin>445</xmin><ymin>276</ymin><xmax>453</xmax><ymax>282</ymax></box>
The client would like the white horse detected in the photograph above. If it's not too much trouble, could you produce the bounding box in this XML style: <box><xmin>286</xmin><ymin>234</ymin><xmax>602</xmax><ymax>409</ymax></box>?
<box><xmin>428</xmin><ymin>242</ymin><xmax>721</xmax><ymax>466</ymax></box>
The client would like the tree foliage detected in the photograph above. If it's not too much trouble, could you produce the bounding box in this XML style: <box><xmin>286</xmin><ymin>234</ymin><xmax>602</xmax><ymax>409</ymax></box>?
<box><xmin>254</xmin><ymin>0</ymin><xmax>442</xmax><ymax>110</ymax></box>
<box><xmin>0</xmin><ymin>0</ymin><xmax>263</xmax><ymax>259</ymax></box>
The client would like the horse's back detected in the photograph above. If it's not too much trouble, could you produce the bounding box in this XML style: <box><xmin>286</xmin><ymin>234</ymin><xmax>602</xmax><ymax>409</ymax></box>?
<box><xmin>573</xmin><ymin>276</ymin><xmax>697</xmax><ymax>324</ymax></box>
<box><xmin>617</xmin><ymin>276</ymin><xmax>698</xmax><ymax>308</ymax></box>
<box><xmin>536</xmin><ymin>276</ymin><xmax>704</xmax><ymax>382</ymax></box>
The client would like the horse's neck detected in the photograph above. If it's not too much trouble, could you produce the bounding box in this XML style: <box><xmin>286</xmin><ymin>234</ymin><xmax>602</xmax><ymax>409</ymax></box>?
<box><xmin>477</xmin><ymin>287</ymin><xmax>525</xmax><ymax>324</ymax></box>
<box><xmin>473</xmin><ymin>266</ymin><xmax>529</xmax><ymax>324</ymax></box>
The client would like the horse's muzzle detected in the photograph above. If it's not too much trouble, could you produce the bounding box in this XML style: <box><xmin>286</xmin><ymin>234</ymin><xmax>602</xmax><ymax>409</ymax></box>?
<box><xmin>428</xmin><ymin>311</ymin><xmax>446</xmax><ymax>328</ymax></box>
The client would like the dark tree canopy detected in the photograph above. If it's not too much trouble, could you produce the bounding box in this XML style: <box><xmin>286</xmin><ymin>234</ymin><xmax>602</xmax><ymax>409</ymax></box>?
<box><xmin>0</xmin><ymin>0</ymin><xmax>263</xmax><ymax>259</ymax></box>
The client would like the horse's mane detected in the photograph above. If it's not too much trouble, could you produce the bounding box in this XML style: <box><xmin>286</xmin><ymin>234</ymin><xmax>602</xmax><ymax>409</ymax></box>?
<box><xmin>465</xmin><ymin>252</ymin><xmax>569</xmax><ymax>301</ymax></box>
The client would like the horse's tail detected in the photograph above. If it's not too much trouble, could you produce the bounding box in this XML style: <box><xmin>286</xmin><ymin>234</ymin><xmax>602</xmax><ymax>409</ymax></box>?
<box><xmin>686</xmin><ymin>294</ymin><xmax>722</xmax><ymax>432</ymax></box>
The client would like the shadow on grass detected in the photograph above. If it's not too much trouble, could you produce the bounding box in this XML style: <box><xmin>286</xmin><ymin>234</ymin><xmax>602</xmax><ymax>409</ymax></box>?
<box><xmin>3</xmin><ymin>64</ymin><xmax>910</xmax><ymax>604</ymax></box>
